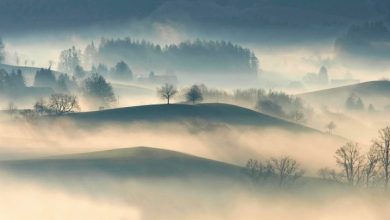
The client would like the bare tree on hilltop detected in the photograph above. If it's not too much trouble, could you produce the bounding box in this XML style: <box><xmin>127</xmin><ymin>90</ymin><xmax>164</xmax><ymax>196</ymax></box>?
<box><xmin>157</xmin><ymin>83</ymin><xmax>177</xmax><ymax>104</ymax></box>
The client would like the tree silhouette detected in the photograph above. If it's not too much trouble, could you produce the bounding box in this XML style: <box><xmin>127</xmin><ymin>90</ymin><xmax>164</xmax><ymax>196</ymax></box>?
<box><xmin>372</xmin><ymin>127</ymin><xmax>390</xmax><ymax>188</ymax></box>
<box><xmin>326</xmin><ymin>121</ymin><xmax>336</xmax><ymax>134</ymax></box>
<box><xmin>335</xmin><ymin>142</ymin><xmax>364</xmax><ymax>186</ymax></box>
<box><xmin>186</xmin><ymin>85</ymin><xmax>203</xmax><ymax>104</ymax></box>
<box><xmin>83</xmin><ymin>73</ymin><xmax>116</xmax><ymax>107</ymax></box>
<box><xmin>47</xmin><ymin>93</ymin><xmax>80</xmax><ymax>115</ymax></box>
<box><xmin>58</xmin><ymin>46</ymin><xmax>81</xmax><ymax>74</ymax></box>
<box><xmin>270</xmin><ymin>157</ymin><xmax>304</xmax><ymax>187</ymax></box>
<box><xmin>157</xmin><ymin>83</ymin><xmax>177</xmax><ymax>104</ymax></box>
<box><xmin>34</xmin><ymin>68</ymin><xmax>56</xmax><ymax>88</ymax></box>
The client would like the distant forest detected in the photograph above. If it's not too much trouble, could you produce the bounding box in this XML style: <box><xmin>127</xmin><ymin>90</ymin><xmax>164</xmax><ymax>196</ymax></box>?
<box><xmin>335</xmin><ymin>21</ymin><xmax>390</xmax><ymax>59</ymax></box>
<box><xmin>86</xmin><ymin>38</ymin><xmax>259</xmax><ymax>78</ymax></box>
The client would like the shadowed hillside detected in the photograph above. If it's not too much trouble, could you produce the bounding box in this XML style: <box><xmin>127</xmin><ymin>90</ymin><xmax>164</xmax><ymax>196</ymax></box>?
<box><xmin>57</xmin><ymin>103</ymin><xmax>316</xmax><ymax>132</ymax></box>
<box><xmin>0</xmin><ymin>147</ymin><xmax>245</xmax><ymax>178</ymax></box>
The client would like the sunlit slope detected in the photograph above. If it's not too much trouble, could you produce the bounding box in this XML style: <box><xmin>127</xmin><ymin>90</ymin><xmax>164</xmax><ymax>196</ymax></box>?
<box><xmin>0</xmin><ymin>147</ymin><xmax>245</xmax><ymax>178</ymax></box>
<box><xmin>60</xmin><ymin>103</ymin><xmax>315</xmax><ymax>132</ymax></box>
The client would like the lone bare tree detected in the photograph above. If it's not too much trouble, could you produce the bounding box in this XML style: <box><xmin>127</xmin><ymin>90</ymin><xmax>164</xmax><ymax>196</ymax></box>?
<box><xmin>47</xmin><ymin>93</ymin><xmax>80</xmax><ymax>115</ymax></box>
<box><xmin>157</xmin><ymin>83</ymin><xmax>177</xmax><ymax>104</ymax></box>
<box><xmin>270</xmin><ymin>157</ymin><xmax>304</xmax><ymax>187</ymax></box>
<box><xmin>335</xmin><ymin>142</ymin><xmax>364</xmax><ymax>186</ymax></box>
<box><xmin>326</xmin><ymin>121</ymin><xmax>336</xmax><ymax>135</ymax></box>
<box><xmin>372</xmin><ymin>126</ymin><xmax>390</xmax><ymax>188</ymax></box>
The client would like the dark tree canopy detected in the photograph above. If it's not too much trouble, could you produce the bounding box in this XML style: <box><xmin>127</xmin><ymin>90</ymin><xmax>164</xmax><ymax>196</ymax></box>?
<box><xmin>345</xmin><ymin>94</ymin><xmax>365</xmax><ymax>110</ymax></box>
<box><xmin>113</xmin><ymin>61</ymin><xmax>133</xmax><ymax>80</ymax></box>
<box><xmin>74</xmin><ymin>65</ymin><xmax>86</xmax><ymax>79</ymax></box>
<box><xmin>186</xmin><ymin>85</ymin><xmax>203</xmax><ymax>104</ymax></box>
<box><xmin>34</xmin><ymin>68</ymin><xmax>56</xmax><ymax>88</ymax></box>
<box><xmin>57</xmin><ymin>73</ymin><xmax>77</xmax><ymax>93</ymax></box>
<box><xmin>90</xmin><ymin>38</ymin><xmax>259</xmax><ymax>79</ymax></box>
<box><xmin>83</xmin><ymin>73</ymin><xmax>116</xmax><ymax>106</ymax></box>
<box><xmin>0</xmin><ymin>69</ymin><xmax>26</xmax><ymax>95</ymax></box>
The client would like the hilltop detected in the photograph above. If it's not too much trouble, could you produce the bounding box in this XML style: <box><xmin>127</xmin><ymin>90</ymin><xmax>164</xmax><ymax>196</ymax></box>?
<box><xmin>58</xmin><ymin>103</ymin><xmax>316</xmax><ymax>132</ymax></box>
<box><xmin>0</xmin><ymin>147</ymin><xmax>245</xmax><ymax>178</ymax></box>
<box><xmin>299</xmin><ymin>80</ymin><xmax>390</xmax><ymax>108</ymax></box>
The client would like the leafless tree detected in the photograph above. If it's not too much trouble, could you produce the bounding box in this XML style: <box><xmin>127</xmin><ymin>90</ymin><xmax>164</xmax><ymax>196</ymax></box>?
<box><xmin>47</xmin><ymin>93</ymin><xmax>80</xmax><ymax>115</ymax></box>
<box><xmin>245</xmin><ymin>159</ymin><xmax>275</xmax><ymax>183</ymax></box>
<box><xmin>335</xmin><ymin>142</ymin><xmax>364</xmax><ymax>186</ymax></box>
<box><xmin>20</xmin><ymin>109</ymin><xmax>39</xmax><ymax>122</ymax></box>
<box><xmin>7</xmin><ymin>102</ymin><xmax>18</xmax><ymax>119</ymax></box>
<box><xmin>326</xmin><ymin>121</ymin><xmax>336</xmax><ymax>135</ymax></box>
<box><xmin>157</xmin><ymin>83</ymin><xmax>177</xmax><ymax>104</ymax></box>
<box><xmin>270</xmin><ymin>157</ymin><xmax>304</xmax><ymax>187</ymax></box>
<box><xmin>318</xmin><ymin>167</ymin><xmax>342</xmax><ymax>182</ymax></box>
<box><xmin>363</xmin><ymin>146</ymin><xmax>379</xmax><ymax>187</ymax></box>
<box><xmin>372</xmin><ymin>126</ymin><xmax>390</xmax><ymax>188</ymax></box>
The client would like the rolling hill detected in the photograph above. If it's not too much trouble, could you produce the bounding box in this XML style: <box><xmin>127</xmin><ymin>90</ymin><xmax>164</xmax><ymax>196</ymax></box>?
<box><xmin>57</xmin><ymin>103</ymin><xmax>315</xmax><ymax>132</ymax></box>
<box><xmin>299</xmin><ymin>80</ymin><xmax>390</xmax><ymax>108</ymax></box>
<box><xmin>0</xmin><ymin>147</ymin><xmax>245</xmax><ymax>178</ymax></box>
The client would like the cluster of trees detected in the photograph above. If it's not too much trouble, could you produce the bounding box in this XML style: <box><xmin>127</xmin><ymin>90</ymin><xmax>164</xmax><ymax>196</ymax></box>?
<box><xmin>82</xmin><ymin>73</ymin><xmax>116</xmax><ymax>107</ymax></box>
<box><xmin>58</xmin><ymin>46</ymin><xmax>82</xmax><ymax>76</ymax></box>
<box><xmin>6</xmin><ymin>93</ymin><xmax>80</xmax><ymax>121</ymax></box>
<box><xmin>88</xmin><ymin>38</ymin><xmax>259</xmax><ymax>77</ymax></box>
<box><xmin>345</xmin><ymin>93</ymin><xmax>365</xmax><ymax>110</ymax></box>
<box><xmin>157</xmin><ymin>84</ymin><xmax>310</xmax><ymax>123</ymax></box>
<box><xmin>91</xmin><ymin>61</ymin><xmax>133</xmax><ymax>81</ymax></box>
<box><xmin>34</xmin><ymin>64</ymin><xmax>116</xmax><ymax>108</ymax></box>
<box><xmin>256</xmin><ymin>91</ymin><xmax>310</xmax><ymax>123</ymax></box>
<box><xmin>157</xmin><ymin>84</ymin><xmax>204</xmax><ymax>104</ymax></box>
<box><xmin>34</xmin><ymin>68</ymin><xmax>77</xmax><ymax>93</ymax></box>
<box><xmin>320</xmin><ymin>126</ymin><xmax>390</xmax><ymax>188</ymax></box>
<box><xmin>0</xmin><ymin>69</ymin><xmax>26</xmax><ymax>96</ymax></box>
<box><xmin>246</xmin><ymin>156</ymin><xmax>305</xmax><ymax>188</ymax></box>
<box><xmin>34</xmin><ymin>94</ymin><xmax>80</xmax><ymax>116</ymax></box>
<box><xmin>57</xmin><ymin>45</ymin><xmax>134</xmax><ymax>82</ymax></box>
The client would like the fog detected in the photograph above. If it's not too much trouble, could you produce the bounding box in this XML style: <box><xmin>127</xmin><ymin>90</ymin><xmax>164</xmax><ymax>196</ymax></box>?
<box><xmin>1</xmin><ymin>3</ymin><xmax>390</xmax><ymax>219</ymax></box>
<box><xmin>1</xmin><ymin>169</ymin><xmax>390</xmax><ymax>220</ymax></box>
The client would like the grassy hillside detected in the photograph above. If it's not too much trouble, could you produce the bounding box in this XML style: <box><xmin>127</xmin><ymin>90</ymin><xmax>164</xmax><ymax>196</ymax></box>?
<box><xmin>0</xmin><ymin>147</ymin><xmax>245</xmax><ymax>178</ymax></box>
<box><xmin>58</xmin><ymin>103</ymin><xmax>315</xmax><ymax>132</ymax></box>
